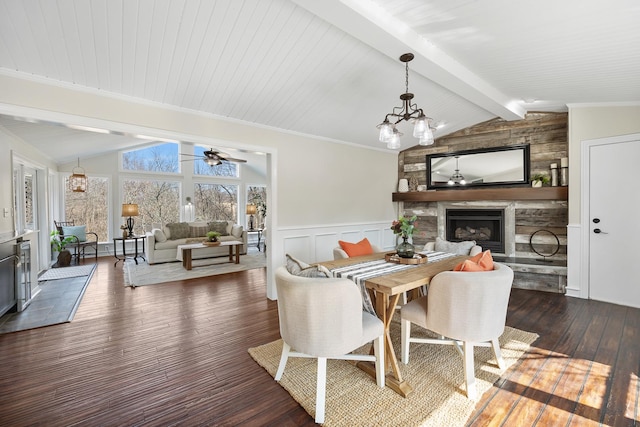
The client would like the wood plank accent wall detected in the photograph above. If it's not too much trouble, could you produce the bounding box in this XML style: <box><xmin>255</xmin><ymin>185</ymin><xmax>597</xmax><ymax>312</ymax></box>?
<box><xmin>397</xmin><ymin>112</ymin><xmax>569</xmax><ymax>261</ymax></box>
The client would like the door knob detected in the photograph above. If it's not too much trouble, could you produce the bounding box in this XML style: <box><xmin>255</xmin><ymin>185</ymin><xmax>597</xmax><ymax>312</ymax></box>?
<box><xmin>593</xmin><ymin>228</ymin><xmax>608</xmax><ymax>234</ymax></box>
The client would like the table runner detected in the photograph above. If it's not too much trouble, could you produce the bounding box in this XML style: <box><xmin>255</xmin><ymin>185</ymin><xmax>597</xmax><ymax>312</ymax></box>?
<box><xmin>330</xmin><ymin>251</ymin><xmax>458</xmax><ymax>315</ymax></box>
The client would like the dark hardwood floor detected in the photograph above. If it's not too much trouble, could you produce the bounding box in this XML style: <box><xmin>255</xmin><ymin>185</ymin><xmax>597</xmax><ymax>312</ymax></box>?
<box><xmin>0</xmin><ymin>257</ymin><xmax>637</xmax><ymax>426</ymax></box>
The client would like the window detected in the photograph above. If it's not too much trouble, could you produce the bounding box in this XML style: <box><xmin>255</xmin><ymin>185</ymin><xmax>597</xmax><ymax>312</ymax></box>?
<box><xmin>193</xmin><ymin>146</ymin><xmax>239</xmax><ymax>177</ymax></box>
<box><xmin>122</xmin><ymin>179</ymin><xmax>180</xmax><ymax>233</ymax></box>
<box><xmin>247</xmin><ymin>185</ymin><xmax>267</xmax><ymax>229</ymax></box>
<box><xmin>64</xmin><ymin>176</ymin><xmax>110</xmax><ymax>242</ymax></box>
<box><xmin>122</xmin><ymin>142</ymin><xmax>179</xmax><ymax>173</ymax></box>
<box><xmin>194</xmin><ymin>183</ymin><xmax>238</xmax><ymax>222</ymax></box>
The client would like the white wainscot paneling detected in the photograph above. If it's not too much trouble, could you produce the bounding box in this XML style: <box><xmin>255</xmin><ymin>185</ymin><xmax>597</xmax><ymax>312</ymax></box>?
<box><xmin>282</xmin><ymin>234</ymin><xmax>313</xmax><ymax>262</ymax></box>
<box><xmin>315</xmin><ymin>232</ymin><xmax>339</xmax><ymax>262</ymax></box>
<box><xmin>277</xmin><ymin>222</ymin><xmax>390</xmax><ymax>264</ymax></box>
<box><xmin>566</xmin><ymin>224</ymin><xmax>582</xmax><ymax>298</ymax></box>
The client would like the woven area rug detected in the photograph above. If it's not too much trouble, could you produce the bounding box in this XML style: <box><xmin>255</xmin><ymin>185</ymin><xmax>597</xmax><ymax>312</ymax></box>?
<box><xmin>124</xmin><ymin>252</ymin><xmax>267</xmax><ymax>286</ymax></box>
<box><xmin>249</xmin><ymin>321</ymin><xmax>538</xmax><ymax>426</ymax></box>
<box><xmin>38</xmin><ymin>264</ymin><xmax>96</xmax><ymax>281</ymax></box>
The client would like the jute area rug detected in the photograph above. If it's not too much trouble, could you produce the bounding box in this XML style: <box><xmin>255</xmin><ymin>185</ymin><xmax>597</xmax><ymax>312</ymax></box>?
<box><xmin>123</xmin><ymin>252</ymin><xmax>267</xmax><ymax>286</ymax></box>
<box><xmin>249</xmin><ymin>320</ymin><xmax>538</xmax><ymax>426</ymax></box>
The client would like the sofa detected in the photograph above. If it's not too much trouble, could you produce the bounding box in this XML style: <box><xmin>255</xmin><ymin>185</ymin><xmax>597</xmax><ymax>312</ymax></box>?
<box><xmin>145</xmin><ymin>220</ymin><xmax>248</xmax><ymax>265</ymax></box>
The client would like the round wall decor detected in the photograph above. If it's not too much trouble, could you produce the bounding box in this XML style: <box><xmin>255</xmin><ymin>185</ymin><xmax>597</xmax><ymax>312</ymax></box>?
<box><xmin>529</xmin><ymin>229</ymin><xmax>560</xmax><ymax>261</ymax></box>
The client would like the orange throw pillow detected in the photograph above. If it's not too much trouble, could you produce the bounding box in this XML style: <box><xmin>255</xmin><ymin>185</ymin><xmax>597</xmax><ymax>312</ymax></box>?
<box><xmin>453</xmin><ymin>250</ymin><xmax>494</xmax><ymax>272</ymax></box>
<box><xmin>339</xmin><ymin>238</ymin><xmax>374</xmax><ymax>257</ymax></box>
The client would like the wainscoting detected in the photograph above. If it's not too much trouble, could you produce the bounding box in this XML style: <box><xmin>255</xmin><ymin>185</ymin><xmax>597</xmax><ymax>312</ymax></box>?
<box><xmin>276</xmin><ymin>221</ymin><xmax>395</xmax><ymax>265</ymax></box>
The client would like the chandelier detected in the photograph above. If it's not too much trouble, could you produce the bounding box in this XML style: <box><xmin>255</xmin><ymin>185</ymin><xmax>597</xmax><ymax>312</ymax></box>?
<box><xmin>377</xmin><ymin>53</ymin><xmax>435</xmax><ymax>149</ymax></box>
<box><xmin>447</xmin><ymin>156</ymin><xmax>466</xmax><ymax>185</ymax></box>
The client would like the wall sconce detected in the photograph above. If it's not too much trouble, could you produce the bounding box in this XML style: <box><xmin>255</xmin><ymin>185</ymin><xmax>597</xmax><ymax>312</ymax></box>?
<box><xmin>69</xmin><ymin>158</ymin><xmax>88</xmax><ymax>193</ymax></box>
<box><xmin>246</xmin><ymin>204</ymin><xmax>257</xmax><ymax>230</ymax></box>
<box><xmin>183</xmin><ymin>197</ymin><xmax>195</xmax><ymax>222</ymax></box>
<box><xmin>121</xmin><ymin>203</ymin><xmax>139</xmax><ymax>238</ymax></box>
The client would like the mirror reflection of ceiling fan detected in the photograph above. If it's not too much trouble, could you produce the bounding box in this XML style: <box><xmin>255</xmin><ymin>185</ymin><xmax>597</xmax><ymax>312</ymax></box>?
<box><xmin>180</xmin><ymin>148</ymin><xmax>247</xmax><ymax>166</ymax></box>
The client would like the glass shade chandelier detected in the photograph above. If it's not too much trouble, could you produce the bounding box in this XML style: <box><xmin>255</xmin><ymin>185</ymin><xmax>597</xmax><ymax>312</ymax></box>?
<box><xmin>447</xmin><ymin>156</ymin><xmax>466</xmax><ymax>185</ymax></box>
<box><xmin>377</xmin><ymin>53</ymin><xmax>435</xmax><ymax>149</ymax></box>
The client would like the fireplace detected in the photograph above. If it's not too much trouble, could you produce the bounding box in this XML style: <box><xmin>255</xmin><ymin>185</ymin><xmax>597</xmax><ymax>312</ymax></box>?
<box><xmin>446</xmin><ymin>209</ymin><xmax>505</xmax><ymax>253</ymax></box>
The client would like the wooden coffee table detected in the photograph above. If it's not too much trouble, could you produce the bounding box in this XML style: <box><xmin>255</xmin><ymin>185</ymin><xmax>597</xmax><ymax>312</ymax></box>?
<box><xmin>177</xmin><ymin>240</ymin><xmax>244</xmax><ymax>270</ymax></box>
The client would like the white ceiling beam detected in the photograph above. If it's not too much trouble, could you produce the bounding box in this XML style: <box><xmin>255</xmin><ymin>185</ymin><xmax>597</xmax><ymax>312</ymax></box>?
<box><xmin>291</xmin><ymin>0</ymin><xmax>525</xmax><ymax>120</ymax></box>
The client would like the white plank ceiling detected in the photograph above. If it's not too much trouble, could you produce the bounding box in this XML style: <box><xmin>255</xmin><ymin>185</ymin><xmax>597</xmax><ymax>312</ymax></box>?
<box><xmin>0</xmin><ymin>0</ymin><xmax>639</xmax><ymax>163</ymax></box>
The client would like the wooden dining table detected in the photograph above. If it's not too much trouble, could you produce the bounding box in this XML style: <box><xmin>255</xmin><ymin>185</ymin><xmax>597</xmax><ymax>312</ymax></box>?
<box><xmin>319</xmin><ymin>252</ymin><xmax>468</xmax><ymax>397</ymax></box>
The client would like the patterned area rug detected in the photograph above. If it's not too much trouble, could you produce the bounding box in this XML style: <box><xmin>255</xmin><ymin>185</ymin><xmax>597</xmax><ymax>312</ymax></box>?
<box><xmin>123</xmin><ymin>252</ymin><xmax>267</xmax><ymax>286</ymax></box>
<box><xmin>249</xmin><ymin>322</ymin><xmax>538</xmax><ymax>427</ymax></box>
<box><xmin>38</xmin><ymin>264</ymin><xmax>96</xmax><ymax>281</ymax></box>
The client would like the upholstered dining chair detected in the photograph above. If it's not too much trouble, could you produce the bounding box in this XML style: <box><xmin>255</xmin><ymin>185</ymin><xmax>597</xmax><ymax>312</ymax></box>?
<box><xmin>54</xmin><ymin>220</ymin><xmax>99</xmax><ymax>263</ymax></box>
<box><xmin>274</xmin><ymin>266</ymin><xmax>385</xmax><ymax>424</ymax></box>
<box><xmin>400</xmin><ymin>262</ymin><xmax>514</xmax><ymax>399</ymax></box>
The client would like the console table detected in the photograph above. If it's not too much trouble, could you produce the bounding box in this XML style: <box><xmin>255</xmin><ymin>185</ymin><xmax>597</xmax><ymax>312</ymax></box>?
<box><xmin>246</xmin><ymin>228</ymin><xmax>264</xmax><ymax>251</ymax></box>
<box><xmin>113</xmin><ymin>236</ymin><xmax>146</xmax><ymax>267</ymax></box>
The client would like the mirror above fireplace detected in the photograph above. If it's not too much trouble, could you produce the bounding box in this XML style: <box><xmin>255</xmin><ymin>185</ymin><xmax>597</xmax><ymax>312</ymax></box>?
<box><xmin>426</xmin><ymin>144</ymin><xmax>530</xmax><ymax>189</ymax></box>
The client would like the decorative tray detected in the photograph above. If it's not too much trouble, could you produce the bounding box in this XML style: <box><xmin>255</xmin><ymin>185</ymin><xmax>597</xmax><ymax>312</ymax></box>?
<box><xmin>384</xmin><ymin>252</ymin><xmax>428</xmax><ymax>265</ymax></box>
<box><xmin>203</xmin><ymin>241</ymin><xmax>221</xmax><ymax>247</ymax></box>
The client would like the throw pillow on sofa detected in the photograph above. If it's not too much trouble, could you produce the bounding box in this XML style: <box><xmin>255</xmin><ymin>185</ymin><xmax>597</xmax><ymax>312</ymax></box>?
<box><xmin>189</xmin><ymin>223</ymin><xmax>209</xmax><ymax>238</ymax></box>
<box><xmin>208</xmin><ymin>221</ymin><xmax>230</xmax><ymax>236</ymax></box>
<box><xmin>231</xmin><ymin>225</ymin><xmax>244</xmax><ymax>239</ymax></box>
<box><xmin>165</xmin><ymin>222</ymin><xmax>190</xmax><ymax>240</ymax></box>
<box><xmin>153</xmin><ymin>228</ymin><xmax>167</xmax><ymax>243</ymax></box>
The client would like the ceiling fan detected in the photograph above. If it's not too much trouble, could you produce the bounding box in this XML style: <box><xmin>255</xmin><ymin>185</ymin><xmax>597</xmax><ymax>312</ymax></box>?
<box><xmin>181</xmin><ymin>148</ymin><xmax>247</xmax><ymax>166</ymax></box>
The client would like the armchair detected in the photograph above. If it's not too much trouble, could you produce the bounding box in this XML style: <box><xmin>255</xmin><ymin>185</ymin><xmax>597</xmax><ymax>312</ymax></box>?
<box><xmin>54</xmin><ymin>220</ymin><xmax>98</xmax><ymax>263</ymax></box>
<box><xmin>274</xmin><ymin>266</ymin><xmax>385</xmax><ymax>423</ymax></box>
<box><xmin>400</xmin><ymin>262</ymin><xmax>513</xmax><ymax>399</ymax></box>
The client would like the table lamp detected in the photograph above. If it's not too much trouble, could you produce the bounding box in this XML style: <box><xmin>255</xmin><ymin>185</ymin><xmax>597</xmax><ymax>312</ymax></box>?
<box><xmin>122</xmin><ymin>203</ymin><xmax>139</xmax><ymax>238</ymax></box>
<box><xmin>246</xmin><ymin>204</ymin><xmax>257</xmax><ymax>230</ymax></box>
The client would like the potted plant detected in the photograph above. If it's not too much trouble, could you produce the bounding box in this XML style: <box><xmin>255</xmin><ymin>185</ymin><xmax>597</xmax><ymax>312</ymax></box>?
<box><xmin>50</xmin><ymin>230</ymin><xmax>75</xmax><ymax>267</ymax></box>
<box><xmin>531</xmin><ymin>173</ymin><xmax>550</xmax><ymax>188</ymax></box>
<box><xmin>206</xmin><ymin>231</ymin><xmax>221</xmax><ymax>246</ymax></box>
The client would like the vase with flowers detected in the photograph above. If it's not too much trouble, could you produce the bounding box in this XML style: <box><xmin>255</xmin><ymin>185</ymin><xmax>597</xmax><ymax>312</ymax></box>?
<box><xmin>391</xmin><ymin>215</ymin><xmax>418</xmax><ymax>258</ymax></box>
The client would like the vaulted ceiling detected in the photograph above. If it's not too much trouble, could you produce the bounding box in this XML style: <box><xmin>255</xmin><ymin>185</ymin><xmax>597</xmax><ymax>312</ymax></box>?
<box><xmin>1</xmin><ymin>0</ymin><xmax>639</xmax><ymax>164</ymax></box>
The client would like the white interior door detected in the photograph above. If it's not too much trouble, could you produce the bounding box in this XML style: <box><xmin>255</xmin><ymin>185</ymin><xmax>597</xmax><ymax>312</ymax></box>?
<box><xmin>587</xmin><ymin>136</ymin><xmax>640</xmax><ymax>308</ymax></box>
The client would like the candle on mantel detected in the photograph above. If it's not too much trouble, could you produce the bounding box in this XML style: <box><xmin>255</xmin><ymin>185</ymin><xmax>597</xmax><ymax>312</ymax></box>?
<box><xmin>560</xmin><ymin>157</ymin><xmax>568</xmax><ymax>168</ymax></box>
<box><xmin>550</xmin><ymin>163</ymin><xmax>557</xmax><ymax>169</ymax></box>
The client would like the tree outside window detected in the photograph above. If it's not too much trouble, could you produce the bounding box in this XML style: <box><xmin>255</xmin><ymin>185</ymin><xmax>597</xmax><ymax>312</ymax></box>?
<box><xmin>194</xmin><ymin>183</ymin><xmax>238</xmax><ymax>222</ymax></box>
<box><xmin>122</xmin><ymin>143</ymin><xmax>179</xmax><ymax>173</ymax></box>
<box><xmin>193</xmin><ymin>146</ymin><xmax>239</xmax><ymax>177</ymax></box>
<box><xmin>64</xmin><ymin>176</ymin><xmax>109</xmax><ymax>242</ymax></box>
<box><xmin>247</xmin><ymin>186</ymin><xmax>266</xmax><ymax>229</ymax></box>
<box><xmin>122</xmin><ymin>179</ymin><xmax>180</xmax><ymax>233</ymax></box>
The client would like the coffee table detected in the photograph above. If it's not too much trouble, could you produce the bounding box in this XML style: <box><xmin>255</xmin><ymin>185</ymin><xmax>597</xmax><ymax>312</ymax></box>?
<box><xmin>177</xmin><ymin>240</ymin><xmax>244</xmax><ymax>271</ymax></box>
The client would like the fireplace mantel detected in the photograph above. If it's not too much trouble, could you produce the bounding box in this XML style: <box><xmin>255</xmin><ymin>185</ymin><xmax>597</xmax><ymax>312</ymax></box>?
<box><xmin>392</xmin><ymin>186</ymin><xmax>567</xmax><ymax>202</ymax></box>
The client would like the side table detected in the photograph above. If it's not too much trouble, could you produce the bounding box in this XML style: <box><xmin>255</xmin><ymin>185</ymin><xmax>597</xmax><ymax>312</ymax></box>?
<box><xmin>113</xmin><ymin>235</ymin><xmax>146</xmax><ymax>267</ymax></box>
<box><xmin>246</xmin><ymin>228</ymin><xmax>264</xmax><ymax>251</ymax></box>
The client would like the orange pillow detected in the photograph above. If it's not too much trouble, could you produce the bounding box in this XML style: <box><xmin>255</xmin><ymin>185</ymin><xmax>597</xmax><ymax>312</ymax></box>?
<box><xmin>338</xmin><ymin>238</ymin><xmax>374</xmax><ymax>257</ymax></box>
<box><xmin>453</xmin><ymin>250</ymin><xmax>494</xmax><ymax>272</ymax></box>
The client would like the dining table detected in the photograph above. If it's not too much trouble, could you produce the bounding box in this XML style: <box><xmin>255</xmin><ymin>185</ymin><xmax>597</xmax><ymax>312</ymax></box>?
<box><xmin>319</xmin><ymin>251</ymin><xmax>468</xmax><ymax>397</ymax></box>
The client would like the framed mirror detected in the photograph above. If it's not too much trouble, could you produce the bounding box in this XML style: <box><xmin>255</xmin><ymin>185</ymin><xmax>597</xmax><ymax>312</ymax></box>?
<box><xmin>426</xmin><ymin>144</ymin><xmax>530</xmax><ymax>189</ymax></box>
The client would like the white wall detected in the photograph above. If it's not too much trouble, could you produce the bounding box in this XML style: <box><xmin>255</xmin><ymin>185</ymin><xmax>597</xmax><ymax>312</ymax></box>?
<box><xmin>0</xmin><ymin>73</ymin><xmax>398</xmax><ymax>298</ymax></box>
<box><xmin>565</xmin><ymin>103</ymin><xmax>640</xmax><ymax>297</ymax></box>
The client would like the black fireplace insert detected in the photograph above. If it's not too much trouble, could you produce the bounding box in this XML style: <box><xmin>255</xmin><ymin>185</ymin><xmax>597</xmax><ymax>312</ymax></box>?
<box><xmin>445</xmin><ymin>209</ymin><xmax>505</xmax><ymax>253</ymax></box>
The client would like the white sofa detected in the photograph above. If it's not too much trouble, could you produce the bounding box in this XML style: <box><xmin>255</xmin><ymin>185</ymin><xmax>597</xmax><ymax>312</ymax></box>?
<box><xmin>145</xmin><ymin>221</ymin><xmax>248</xmax><ymax>265</ymax></box>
